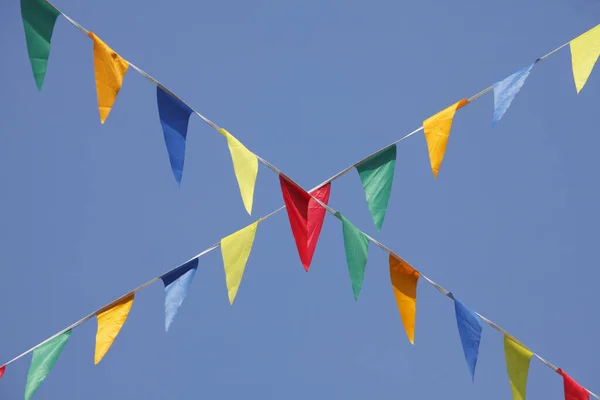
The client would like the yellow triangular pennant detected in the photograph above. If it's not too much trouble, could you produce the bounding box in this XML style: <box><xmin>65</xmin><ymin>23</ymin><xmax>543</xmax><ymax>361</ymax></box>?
<box><xmin>389</xmin><ymin>254</ymin><xmax>420</xmax><ymax>344</ymax></box>
<box><xmin>219</xmin><ymin>129</ymin><xmax>258</xmax><ymax>215</ymax></box>
<box><xmin>423</xmin><ymin>99</ymin><xmax>468</xmax><ymax>178</ymax></box>
<box><xmin>504</xmin><ymin>336</ymin><xmax>533</xmax><ymax>400</ymax></box>
<box><xmin>95</xmin><ymin>294</ymin><xmax>134</xmax><ymax>364</ymax></box>
<box><xmin>570</xmin><ymin>24</ymin><xmax>600</xmax><ymax>93</ymax></box>
<box><xmin>221</xmin><ymin>220</ymin><xmax>260</xmax><ymax>305</ymax></box>
<box><xmin>88</xmin><ymin>32</ymin><xmax>129</xmax><ymax>124</ymax></box>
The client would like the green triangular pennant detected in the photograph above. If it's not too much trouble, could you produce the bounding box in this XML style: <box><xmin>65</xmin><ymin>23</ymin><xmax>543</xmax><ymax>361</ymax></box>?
<box><xmin>25</xmin><ymin>330</ymin><xmax>71</xmax><ymax>400</ymax></box>
<box><xmin>21</xmin><ymin>0</ymin><xmax>60</xmax><ymax>90</ymax></box>
<box><xmin>339</xmin><ymin>213</ymin><xmax>369</xmax><ymax>300</ymax></box>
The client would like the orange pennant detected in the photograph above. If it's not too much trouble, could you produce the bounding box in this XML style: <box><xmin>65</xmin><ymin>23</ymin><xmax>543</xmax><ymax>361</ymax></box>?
<box><xmin>423</xmin><ymin>99</ymin><xmax>468</xmax><ymax>178</ymax></box>
<box><xmin>95</xmin><ymin>294</ymin><xmax>134</xmax><ymax>364</ymax></box>
<box><xmin>389</xmin><ymin>254</ymin><xmax>420</xmax><ymax>344</ymax></box>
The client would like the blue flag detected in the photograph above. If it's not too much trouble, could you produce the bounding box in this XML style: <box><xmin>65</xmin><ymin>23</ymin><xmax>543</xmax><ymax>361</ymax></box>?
<box><xmin>161</xmin><ymin>258</ymin><xmax>199</xmax><ymax>331</ymax></box>
<box><xmin>157</xmin><ymin>87</ymin><xmax>193</xmax><ymax>184</ymax></box>
<box><xmin>492</xmin><ymin>64</ymin><xmax>534</xmax><ymax>126</ymax></box>
<box><xmin>454</xmin><ymin>297</ymin><xmax>483</xmax><ymax>381</ymax></box>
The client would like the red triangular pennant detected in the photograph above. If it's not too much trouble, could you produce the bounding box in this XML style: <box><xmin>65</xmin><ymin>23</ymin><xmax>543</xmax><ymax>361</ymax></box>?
<box><xmin>279</xmin><ymin>176</ymin><xmax>331</xmax><ymax>271</ymax></box>
<box><xmin>558</xmin><ymin>369</ymin><xmax>590</xmax><ymax>400</ymax></box>
<box><xmin>0</xmin><ymin>365</ymin><xmax>5</xmax><ymax>379</ymax></box>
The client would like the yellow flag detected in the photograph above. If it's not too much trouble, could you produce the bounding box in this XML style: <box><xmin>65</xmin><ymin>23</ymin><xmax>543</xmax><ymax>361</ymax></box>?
<box><xmin>88</xmin><ymin>32</ymin><xmax>129</xmax><ymax>124</ymax></box>
<box><xmin>570</xmin><ymin>24</ymin><xmax>600</xmax><ymax>93</ymax></box>
<box><xmin>423</xmin><ymin>99</ymin><xmax>468</xmax><ymax>178</ymax></box>
<box><xmin>504</xmin><ymin>336</ymin><xmax>533</xmax><ymax>400</ymax></box>
<box><xmin>389</xmin><ymin>254</ymin><xmax>420</xmax><ymax>344</ymax></box>
<box><xmin>219</xmin><ymin>128</ymin><xmax>258</xmax><ymax>215</ymax></box>
<box><xmin>221</xmin><ymin>220</ymin><xmax>260</xmax><ymax>304</ymax></box>
<box><xmin>95</xmin><ymin>294</ymin><xmax>134</xmax><ymax>364</ymax></box>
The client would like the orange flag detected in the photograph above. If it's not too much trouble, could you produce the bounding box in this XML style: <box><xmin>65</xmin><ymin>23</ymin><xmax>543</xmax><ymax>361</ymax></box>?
<box><xmin>95</xmin><ymin>294</ymin><xmax>134</xmax><ymax>364</ymax></box>
<box><xmin>389</xmin><ymin>254</ymin><xmax>420</xmax><ymax>344</ymax></box>
<box><xmin>88</xmin><ymin>32</ymin><xmax>129</xmax><ymax>124</ymax></box>
<box><xmin>423</xmin><ymin>99</ymin><xmax>468</xmax><ymax>178</ymax></box>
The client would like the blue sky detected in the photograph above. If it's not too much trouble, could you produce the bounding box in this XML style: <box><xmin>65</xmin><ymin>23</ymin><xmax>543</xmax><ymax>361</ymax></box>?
<box><xmin>1</xmin><ymin>0</ymin><xmax>600</xmax><ymax>398</ymax></box>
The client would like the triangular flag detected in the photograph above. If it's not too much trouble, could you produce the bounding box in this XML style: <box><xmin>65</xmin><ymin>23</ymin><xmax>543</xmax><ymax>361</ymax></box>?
<box><xmin>21</xmin><ymin>0</ymin><xmax>59</xmax><ymax>90</ymax></box>
<box><xmin>339</xmin><ymin>213</ymin><xmax>369</xmax><ymax>300</ymax></box>
<box><xmin>88</xmin><ymin>32</ymin><xmax>129</xmax><ymax>124</ymax></box>
<box><xmin>95</xmin><ymin>294</ymin><xmax>134</xmax><ymax>364</ymax></box>
<box><xmin>504</xmin><ymin>336</ymin><xmax>533</xmax><ymax>400</ymax></box>
<box><xmin>423</xmin><ymin>99</ymin><xmax>468</xmax><ymax>178</ymax></box>
<box><xmin>558</xmin><ymin>369</ymin><xmax>590</xmax><ymax>400</ymax></box>
<box><xmin>279</xmin><ymin>176</ymin><xmax>331</xmax><ymax>271</ymax></box>
<box><xmin>221</xmin><ymin>220</ymin><xmax>260</xmax><ymax>304</ymax></box>
<box><xmin>356</xmin><ymin>145</ymin><xmax>397</xmax><ymax>231</ymax></box>
<box><xmin>0</xmin><ymin>365</ymin><xmax>5</xmax><ymax>379</ymax></box>
<box><xmin>220</xmin><ymin>129</ymin><xmax>258</xmax><ymax>215</ymax></box>
<box><xmin>570</xmin><ymin>24</ymin><xmax>600</xmax><ymax>93</ymax></box>
<box><xmin>389</xmin><ymin>254</ymin><xmax>420</xmax><ymax>344</ymax></box>
<box><xmin>25</xmin><ymin>330</ymin><xmax>71</xmax><ymax>400</ymax></box>
<box><xmin>157</xmin><ymin>87</ymin><xmax>193</xmax><ymax>184</ymax></box>
<box><xmin>161</xmin><ymin>258</ymin><xmax>199</xmax><ymax>332</ymax></box>
<box><xmin>453</xmin><ymin>297</ymin><xmax>483</xmax><ymax>381</ymax></box>
<box><xmin>493</xmin><ymin>64</ymin><xmax>535</xmax><ymax>126</ymax></box>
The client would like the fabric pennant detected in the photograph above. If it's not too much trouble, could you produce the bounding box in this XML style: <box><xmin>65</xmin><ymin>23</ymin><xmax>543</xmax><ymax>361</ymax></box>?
<box><xmin>0</xmin><ymin>365</ymin><xmax>4</xmax><ymax>379</ymax></box>
<box><xmin>493</xmin><ymin>64</ymin><xmax>535</xmax><ymax>126</ymax></box>
<box><xmin>570</xmin><ymin>24</ymin><xmax>600</xmax><ymax>93</ymax></box>
<box><xmin>504</xmin><ymin>336</ymin><xmax>533</xmax><ymax>400</ymax></box>
<box><xmin>221</xmin><ymin>220</ymin><xmax>260</xmax><ymax>304</ymax></box>
<box><xmin>339</xmin><ymin>213</ymin><xmax>369</xmax><ymax>300</ymax></box>
<box><xmin>88</xmin><ymin>32</ymin><xmax>129</xmax><ymax>124</ymax></box>
<box><xmin>161</xmin><ymin>258</ymin><xmax>199</xmax><ymax>332</ymax></box>
<box><xmin>356</xmin><ymin>145</ymin><xmax>397</xmax><ymax>231</ymax></box>
<box><xmin>279</xmin><ymin>176</ymin><xmax>331</xmax><ymax>271</ymax></box>
<box><xmin>453</xmin><ymin>297</ymin><xmax>483</xmax><ymax>381</ymax></box>
<box><xmin>95</xmin><ymin>294</ymin><xmax>134</xmax><ymax>364</ymax></box>
<box><xmin>21</xmin><ymin>0</ymin><xmax>60</xmax><ymax>90</ymax></box>
<box><xmin>558</xmin><ymin>369</ymin><xmax>590</xmax><ymax>400</ymax></box>
<box><xmin>219</xmin><ymin>128</ymin><xmax>258</xmax><ymax>215</ymax></box>
<box><xmin>157</xmin><ymin>87</ymin><xmax>193</xmax><ymax>184</ymax></box>
<box><xmin>25</xmin><ymin>330</ymin><xmax>71</xmax><ymax>400</ymax></box>
<box><xmin>389</xmin><ymin>254</ymin><xmax>420</xmax><ymax>344</ymax></box>
<box><xmin>423</xmin><ymin>99</ymin><xmax>468</xmax><ymax>178</ymax></box>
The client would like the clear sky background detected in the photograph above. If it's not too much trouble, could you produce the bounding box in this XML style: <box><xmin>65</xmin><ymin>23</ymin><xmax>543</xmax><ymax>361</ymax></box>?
<box><xmin>1</xmin><ymin>0</ymin><xmax>600</xmax><ymax>398</ymax></box>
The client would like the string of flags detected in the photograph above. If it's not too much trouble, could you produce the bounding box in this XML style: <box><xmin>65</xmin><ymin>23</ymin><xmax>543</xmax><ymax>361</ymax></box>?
<box><xmin>8</xmin><ymin>0</ymin><xmax>600</xmax><ymax>398</ymax></box>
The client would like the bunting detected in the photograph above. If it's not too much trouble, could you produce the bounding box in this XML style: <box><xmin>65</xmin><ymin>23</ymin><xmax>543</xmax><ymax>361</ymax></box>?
<box><xmin>453</xmin><ymin>297</ymin><xmax>483</xmax><ymax>381</ymax></box>
<box><xmin>493</xmin><ymin>64</ymin><xmax>535</xmax><ymax>126</ymax></box>
<box><xmin>558</xmin><ymin>369</ymin><xmax>590</xmax><ymax>400</ymax></box>
<box><xmin>0</xmin><ymin>366</ymin><xmax>4</xmax><ymax>379</ymax></box>
<box><xmin>25</xmin><ymin>330</ymin><xmax>71</xmax><ymax>400</ymax></box>
<box><xmin>423</xmin><ymin>99</ymin><xmax>468</xmax><ymax>178</ymax></box>
<box><xmin>88</xmin><ymin>32</ymin><xmax>129</xmax><ymax>124</ymax></box>
<box><xmin>95</xmin><ymin>294</ymin><xmax>134</xmax><ymax>364</ymax></box>
<box><xmin>279</xmin><ymin>176</ymin><xmax>331</xmax><ymax>271</ymax></box>
<box><xmin>356</xmin><ymin>145</ymin><xmax>397</xmax><ymax>231</ymax></box>
<box><xmin>389</xmin><ymin>254</ymin><xmax>420</xmax><ymax>344</ymax></box>
<box><xmin>21</xmin><ymin>0</ymin><xmax>60</xmax><ymax>90</ymax></box>
<box><xmin>161</xmin><ymin>258</ymin><xmax>199</xmax><ymax>332</ymax></box>
<box><xmin>220</xmin><ymin>129</ymin><xmax>259</xmax><ymax>215</ymax></box>
<box><xmin>570</xmin><ymin>24</ymin><xmax>600</xmax><ymax>93</ymax></box>
<box><xmin>339</xmin><ymin>213</ymin><xmax>369</xmax><ymax>300</ymax></box>
<box><xmin>504</xmin><ymin>336</ymin><xmax>533</xmax><ymax>400</ymax></box>
<box><xmin>221</xmin><ymin>220</ymin><xmax>260</xmax><ymax>304</ymax></box>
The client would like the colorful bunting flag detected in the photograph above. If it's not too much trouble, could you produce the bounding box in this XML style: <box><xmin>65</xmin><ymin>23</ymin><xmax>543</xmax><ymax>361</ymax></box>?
<box><xmin>423</xmin><ymin>99</ymin><xmax>468</xmax><ymax>178</ymax></box>
<box><xmin>157</xmin><ymin>87</ymin><xmax>194</xmax><ymax>184</ymax></box>
<box><xmin>356</xmin><ymin>145</ymin><xmax>397</xmax><ymax>231</ymax></box>
<box><xmin>558</xmin><ymin>369</ymin><xmax>590</xmax><ymax>400</ymax></box>
<box><xmin>339</xmin><ymin>213</ymin><xmax>369</xmax><ymax>300</ymax></box>
<box><xmin>95</xmin><ymin>294</ymin><xmax>134</xmax><ymax>364</ymax></box>
<box><xmin>453</xmin><ymin>297</ymin><xmax>483</xmax><ymax>381</ymax></box>
<box><xmin>0</xmin><ymin>365</ymin><xmax>4</xmax><ymax>379</ymax></box>
<box><xmin>21</xmin><ymin>0</ymin><xmax>60</xmax><ymax>90</ymax></box>
<box><xmin>389</xmin><ymin>254</ymin><xmax>420</xmax><ymax>344</ymax></box>
<box><xmin>161</xmin><ymin>258</ymin><xmax>199</xmax><ymax>332</ymax></box>
<box><xmin>221</xmin><ymin>220</ymin><xmax>260</xmax><ymax>304</ymax></box>
<box><xmin>279</xmin><ymin>176</ymin><xmax>331</xmax><ymax>271</ymax></box>
<box><xmin>570</xmin><ymin>24</ymin><xmax>600</xmax><ymax>93</ymax></box>
<box><xmin>88</xmin><ymin>32</ymin><xmax>129</xmax><ymax>124</ymax></box>
<box><xmin>25</xmin><ymin>330</ymin><xmax>71</xmax><ymax>400</ymax></box>
<box><xmin>219</xmin><ymin>128</ymin><xmax>258</xmax><ymax>215</ymax></box>
<box><xmin>504</xmin><ymin>336</ymin><xmax>533</xmax><ymax>400</ymax></box>
<box><xmin>493</xmin><ymin>64</ymin><xmax>535</xmax><ymax>126</ymax></box>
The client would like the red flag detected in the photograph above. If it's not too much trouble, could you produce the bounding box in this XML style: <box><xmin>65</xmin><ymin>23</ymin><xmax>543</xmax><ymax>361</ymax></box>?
<box><xmin>558</xmin><ymin>369</ymin><xmax>589</xmax><ymax>400</ymax></box>
<box><xmin>0</xmin><ymin>365</ymin><xmax>5</xmax><ymax>379</ymax></box>
<box><xmin>279</xmin><ymin>176</ymin><xmax>331</xmax><ymax>271</ymax></box>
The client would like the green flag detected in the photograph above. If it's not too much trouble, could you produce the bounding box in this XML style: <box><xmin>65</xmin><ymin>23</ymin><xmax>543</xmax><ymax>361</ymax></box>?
<box><xmin>356</xmin><ymin>145</ymin><xmax>397</xmax><ymax>231</ymax></box>
<box><xmin>25</xmin><ymin>330</ymin><xmax>71</xmax><ymax>400</ymax></box>
<box><xmin>21</xmin><ymin>0</ymin><xmax>60</xmax><ymax>90</ymax></box>
<box><xmin>339</xmin><ymin>213</ymin><xmax>369</xmax><ymax>300</ymax></box>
